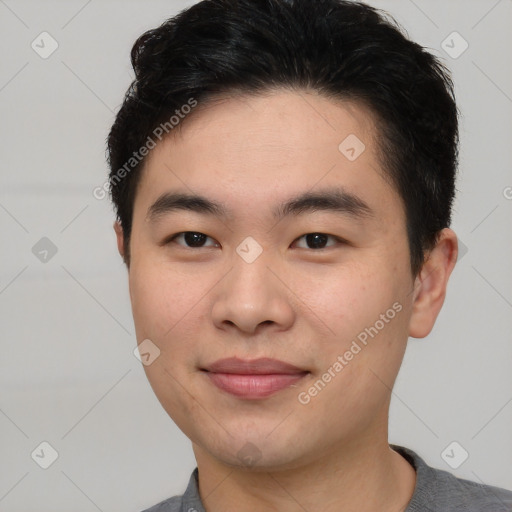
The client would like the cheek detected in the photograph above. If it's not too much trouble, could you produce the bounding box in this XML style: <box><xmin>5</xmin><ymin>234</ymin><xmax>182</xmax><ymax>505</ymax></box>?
<box><xmin>291</xmin><ymin>263</ymin><xmax>400</xmax><ymax>337</ymax></box>
<box><xmin>129</xmin><ymin>261</ymin><xmax>197</xmax><ymax>341</ymax></box>
<box><xmin>294</xmin><ymin>263</ymin><xmax>411</xmax><ymax>389</ymax></box>
<box><xmin>129</xmin><ymin>260</ymin><xmax>220</xmax><ymax>376</ymax></box>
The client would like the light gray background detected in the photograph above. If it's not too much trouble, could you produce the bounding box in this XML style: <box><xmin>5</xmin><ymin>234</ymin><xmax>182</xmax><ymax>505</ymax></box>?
<box><xmin>0</xmin><ymin>0</ymin><xmax>511</xmax><ymax>510</ymax></box>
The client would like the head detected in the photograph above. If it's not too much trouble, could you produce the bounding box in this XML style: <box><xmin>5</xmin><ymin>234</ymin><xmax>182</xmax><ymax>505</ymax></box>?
<box><xmin>107</xmin><ymin>0</ymin><xmax>458</xmax><ymax>470</ymax></box>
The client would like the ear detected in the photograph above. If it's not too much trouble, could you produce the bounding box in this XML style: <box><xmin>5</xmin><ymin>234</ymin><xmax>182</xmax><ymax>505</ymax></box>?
<box><xmin>113</xmin><ymin>220</ymin><xmax>125</xmax><ymax>259</ymax></box>
<box><xmin>408</xmin><ymin>228</ymin><xmax>458</xmax><ymax>338</ymax></box>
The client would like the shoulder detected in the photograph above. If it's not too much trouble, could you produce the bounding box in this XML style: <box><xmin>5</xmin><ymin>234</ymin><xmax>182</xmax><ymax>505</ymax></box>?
<box><xmin>140</xmin><ymin>496</ymin><xmax>183</xmax><ymax>512</ymax></box>
<box><xmin>140</xmin><ymin>468</ymin><xmax>204</xmax><ymax>512</ymax></box>
<box><xmin>392</xmin><ymin>445</ymin><xmax>512</xmax><ymax>512</ymax></box>
<box><xmin>433</xmin><ymin>469</ymin><xmax>512</xmax><ymax>511</ymax></box>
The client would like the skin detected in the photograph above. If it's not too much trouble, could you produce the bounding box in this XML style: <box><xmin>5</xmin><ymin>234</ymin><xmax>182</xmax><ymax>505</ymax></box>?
<box><xmin>114</xmin><ymin>90</ymin><xmax>458</xmax><ymax>511</ymax></box>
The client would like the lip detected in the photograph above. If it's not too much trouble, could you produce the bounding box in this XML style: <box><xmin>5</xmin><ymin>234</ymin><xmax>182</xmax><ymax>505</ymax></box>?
<box><xmin>203</xmin><ymin>357</ymin><xmax>306</xmax><ymax>375</ymax></box>
<box><xmin>201</xmin><ymin>357</ymin><xmax>309</xmax><ymax>399</ymax></box>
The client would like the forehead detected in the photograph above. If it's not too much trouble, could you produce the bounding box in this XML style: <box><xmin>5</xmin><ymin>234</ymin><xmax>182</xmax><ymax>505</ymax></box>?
<box><xmin>134</xmin><ymin>90</ymin><xmax>402</xmax><ymax>224</ymax></box>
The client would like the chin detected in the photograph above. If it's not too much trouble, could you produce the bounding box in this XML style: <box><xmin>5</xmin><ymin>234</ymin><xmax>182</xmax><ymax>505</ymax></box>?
<box><xmin>195</xmin><ymin>428</ymin><xmax>312</xmax><ymax>472</ymax></box>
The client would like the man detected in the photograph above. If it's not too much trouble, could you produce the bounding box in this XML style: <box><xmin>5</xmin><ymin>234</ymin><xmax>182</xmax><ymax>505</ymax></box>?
<box><xmin>107</xmin><ymin>0</ymin><xmax>512</xmax><ymax>510</ymax></box>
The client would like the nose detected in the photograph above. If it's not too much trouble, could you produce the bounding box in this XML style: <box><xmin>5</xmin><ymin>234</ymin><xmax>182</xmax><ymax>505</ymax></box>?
<box><xmin>211</xmin><ymin>253</ymin><xmax>295</xmax><ymax>335</ymax></box>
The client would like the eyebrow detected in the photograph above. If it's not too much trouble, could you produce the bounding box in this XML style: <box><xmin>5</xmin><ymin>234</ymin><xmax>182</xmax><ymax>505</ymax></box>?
<box><xmin>146</xmin><ymin>193</ymin><xmax>226</xmax><ymax>223</ymax></box>
<box><xmin>274</xmin><ymin>188</ymin><xmax>373</xmax><ymax>220</ymax></box>
<box><xmin>146</xmin><ymin>188</ymin><xmax>373</xmax><ymax>223</ymax></box>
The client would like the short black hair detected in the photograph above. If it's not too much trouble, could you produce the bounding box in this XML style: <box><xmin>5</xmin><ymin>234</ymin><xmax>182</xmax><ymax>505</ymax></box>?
<box><xmin>107</xmin><ymin>0</ymin><xmax>458</xmax><ymax>275</ymax></box>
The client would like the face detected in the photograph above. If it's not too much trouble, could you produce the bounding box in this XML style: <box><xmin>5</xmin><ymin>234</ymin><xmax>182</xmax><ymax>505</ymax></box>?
<box><xmin>120</xmin><ymin>90</ymin><xmax>423</xmax><ymax>470</ymax></box>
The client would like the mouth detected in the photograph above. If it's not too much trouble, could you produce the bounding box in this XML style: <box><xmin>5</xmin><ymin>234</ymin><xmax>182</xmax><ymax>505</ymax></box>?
<box><xmin>200</xmin><ymin>357</ymin><xmax>310</xmax><ymax>399</ymax></box>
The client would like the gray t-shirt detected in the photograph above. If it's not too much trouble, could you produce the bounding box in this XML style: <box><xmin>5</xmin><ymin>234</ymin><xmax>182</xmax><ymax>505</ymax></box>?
<box><xmin>141</xmin><ymin>444</ymin><xmax>512</xmax><ymax>511</ymax></box>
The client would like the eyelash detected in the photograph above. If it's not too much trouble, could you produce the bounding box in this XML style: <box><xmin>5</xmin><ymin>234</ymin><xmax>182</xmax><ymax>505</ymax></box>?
<box><xmin>165</xmin><ymin>231</ymin><xmax>346</xmax><ymax>250</ymax></box>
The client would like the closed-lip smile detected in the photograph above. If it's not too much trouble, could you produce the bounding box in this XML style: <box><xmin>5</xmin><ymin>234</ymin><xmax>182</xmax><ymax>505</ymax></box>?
<box><xmin>201</xmin><ymin>357</ymin><xmax>309</xmax><ymax>399</ymax></box>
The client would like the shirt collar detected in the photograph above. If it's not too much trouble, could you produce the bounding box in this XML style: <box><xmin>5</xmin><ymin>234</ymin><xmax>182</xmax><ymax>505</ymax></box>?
<box><xmin>179</xmin><ymin>444</ymin><xmax>434</xmax><ymax>512</ymax></box>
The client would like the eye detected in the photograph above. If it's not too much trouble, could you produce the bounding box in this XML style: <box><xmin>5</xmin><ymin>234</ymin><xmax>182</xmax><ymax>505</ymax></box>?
<box><xmin>293</xmin><ymin>232</ymin><xmax>342</xmax><ymax>249</ymax></box>
<box><xmin>167</xmin><ymin>231</ymin><xmax>219</xmax><ymax>248</ymax></box>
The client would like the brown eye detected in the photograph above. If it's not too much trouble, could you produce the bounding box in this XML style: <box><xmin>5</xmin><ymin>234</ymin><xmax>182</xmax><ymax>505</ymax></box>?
<box><xmin>169</xmin><ymin>232</ymin><xmax>218</xmax><ymax>248</ymax></box>
<box><xmin>294</xmin><ymin>233</ymin><xmax>340</xmax><ymax>249</ymax></box>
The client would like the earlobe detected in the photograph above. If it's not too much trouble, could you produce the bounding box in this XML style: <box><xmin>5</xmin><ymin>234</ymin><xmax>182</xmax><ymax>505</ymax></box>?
<box><xmin>113</xmin><ymin>220</ymin><xmax>125</xmax><ymax>259</ymax></box>
<box><xmin>408</xmin><ymin>228</ymin><xmax>458</xmax><ymax>338</ymax></box>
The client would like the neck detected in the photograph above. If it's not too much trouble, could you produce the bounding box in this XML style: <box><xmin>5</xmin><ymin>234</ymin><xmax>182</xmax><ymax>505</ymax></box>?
<box><xmin>192</xmin><ymin>430</ymin><xmax>416</xmax><ymax>512</ymax></box>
